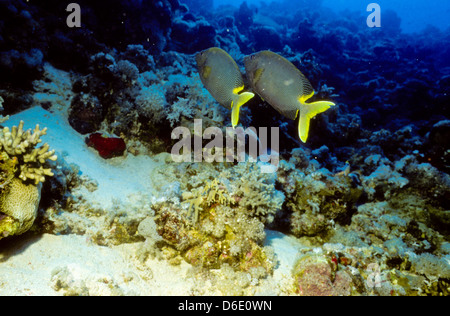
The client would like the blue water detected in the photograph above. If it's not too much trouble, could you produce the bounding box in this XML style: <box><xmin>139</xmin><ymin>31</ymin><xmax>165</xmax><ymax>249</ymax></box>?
<box><xmin>214</xmin><ymin>0</ymin><xmax>450</xmax><ymax>33</ymax></box>
<box><xmin>323</xmin><ymin>0</ymin><xmax>450</xmax><ymax>33</ymax></box>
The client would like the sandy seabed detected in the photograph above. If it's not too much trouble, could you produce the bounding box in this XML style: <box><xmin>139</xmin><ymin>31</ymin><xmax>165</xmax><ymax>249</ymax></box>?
<box><xmin>0</xmin><ymin>106</ymin><xmax>302</xmax><ymax>296</ymax></box>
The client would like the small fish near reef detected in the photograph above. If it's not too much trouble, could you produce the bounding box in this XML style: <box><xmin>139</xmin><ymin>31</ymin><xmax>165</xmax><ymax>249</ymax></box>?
<box><xmin>244</xmin><ymin>50</ymin><xmax>336</xmax><ymax>143</ymax></box>
<box><xmin>195</xmin><ymin>47</ymin><xmax>255</xmax><ymax>128</ymax></box>
<box><xmin>86</xmin><ymin>132</ymin><xmax>126</xmax><ymax>159</ymax></box>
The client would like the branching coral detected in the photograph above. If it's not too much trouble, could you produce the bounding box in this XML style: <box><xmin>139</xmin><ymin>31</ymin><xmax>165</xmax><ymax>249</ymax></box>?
<box><xmin>0</xmin><ymin>152</ymin><xmax>16</xmax><ymax>190</ymax></box>
<box><xmin>0</xmin><ymin>120</ymin><xmax>57</xmax><ymax>185</ymax></box>
<box><xmin>164</xmin><ymin>73</ymin><xmax>228</xmax><ymax>129</ymax></box>
<box><xmin>226</xmin><ymin>162</ymin><xmax>284</xmax><ymax>224</ymax></box>
<box><xmin>182</xmin><ymin>178</ymin><xmax>233</xmax><ymax>223</ymax></box>
<box><xmin>135</xmin><ymin>82</ymin><xmax>167</xmax><ymax>124</ymax></box>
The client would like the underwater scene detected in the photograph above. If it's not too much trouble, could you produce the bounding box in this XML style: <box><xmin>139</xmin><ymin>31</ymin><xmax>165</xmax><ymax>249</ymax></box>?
<box><xmin>0</xmin><ymin>0</ymin><xmax>449</xmax><ymax>297</ymax></box>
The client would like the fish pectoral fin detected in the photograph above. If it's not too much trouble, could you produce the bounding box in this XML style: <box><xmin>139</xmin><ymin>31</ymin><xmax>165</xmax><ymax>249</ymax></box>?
<box><xmin>253</xmin><ymin>68</ymin><xmax>264</xmax><ymax>85</ymax></box>
<box><xmin>202</xmin><ymin>66</ymin><xmax>212</xmax><ymax>79</ymax></box>
<box><xmin>231</xmin><ymin>92</ymin><xmax>255</xmax><ymax>128</ymax></box>
<box><xmin>298</xmin><ymin>100</ymin><xmax>335</xmax><ymax>143</ymax></box>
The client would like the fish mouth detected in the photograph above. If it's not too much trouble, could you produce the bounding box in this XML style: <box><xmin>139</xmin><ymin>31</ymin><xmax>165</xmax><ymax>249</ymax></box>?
<box><xmin>194</xmin><ymin>52</ymin><xmax>204</xmax><ymax>66</ymax></box>
<box><xmin>0</xmin><ymin>212</ymin><xmax>7</xmax><ymax>222</ymax></box>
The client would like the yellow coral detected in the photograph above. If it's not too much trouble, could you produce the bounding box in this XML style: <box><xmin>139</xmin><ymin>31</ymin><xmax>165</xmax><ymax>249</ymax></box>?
<box><xmin>0</xmin><ymin>120</ymin><xmax>57</xmax><ymax>239</ymax></box>
<box><xmin>0</xmin><ymin>178</ymin><xmax>41</xmax><ymax>239</ymax></box>
<box><xmin>204</xmin><ymin>179</ymin><xmax>230</xmax><ymax>206</ymax></box>
<box><xmin>182</xmin><ymin>179</ymin><xmax>232</xmax><ymax>223</ymax></box>
<box><xmin>0</xmin><ymin>120</ymin><xmax>57</xmax><ymax>185</ymax></box>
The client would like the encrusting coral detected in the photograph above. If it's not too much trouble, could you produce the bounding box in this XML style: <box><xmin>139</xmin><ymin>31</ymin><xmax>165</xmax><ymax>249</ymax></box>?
<box><xmin>277</xmin><ymin>154</ymin><xmax>363</xmax><ymax>238</ymax></box>
<box><xmin>0</xmin><ymin>120</ymin><xmax>57</xmax><ymax>239</ymax></box>
<box><xmin>0</xmin><ymin>178</ymin><xmax>42</xmax><ymax>238</ymax></box>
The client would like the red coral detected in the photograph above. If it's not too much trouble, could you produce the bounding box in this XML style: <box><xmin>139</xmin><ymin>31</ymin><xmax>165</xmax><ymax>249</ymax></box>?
<box><xmin>86</xmin><ymin>133</ymin><xmax>126</xmax><ymax>159</ymax></box>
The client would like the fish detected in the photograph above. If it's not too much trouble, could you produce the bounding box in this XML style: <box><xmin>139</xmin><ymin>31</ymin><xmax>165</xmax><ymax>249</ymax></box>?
<box><xmin>195</xmin><ymin>47</ymin><xmax>255</xmax><ymax>128</ymax></box>
<box><xmin>244</xmin><ymin>50</ymin><xmax>335</xmax><ymax>142</ymax></box>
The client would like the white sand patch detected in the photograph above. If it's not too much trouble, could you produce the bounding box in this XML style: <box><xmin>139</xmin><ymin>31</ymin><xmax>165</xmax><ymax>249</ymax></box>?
<box><xmin>0</xmin><ymin>231</ymin><xmax>305</xmax><ymax>296</ymax></box>
<box><xmin>0</xmin><ymin>233</ymin><xmax>196</xmax><ymax>296</ymax></box>
<box><xmin>262</xmin><ymin>230</ymin><xmax>305</xmax><ymax>293</ymax></box>
<box><xmin>265</xmin><ymin>230</ymin><xmax>305</xmax><ymax>275</ymax></box>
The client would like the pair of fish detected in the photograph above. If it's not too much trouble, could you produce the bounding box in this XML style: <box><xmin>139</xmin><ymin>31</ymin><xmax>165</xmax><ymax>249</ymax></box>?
<box><xmin>195</xmin><ymin>47</ymin><xmax>336</xmax><ymax>143</ymax></box>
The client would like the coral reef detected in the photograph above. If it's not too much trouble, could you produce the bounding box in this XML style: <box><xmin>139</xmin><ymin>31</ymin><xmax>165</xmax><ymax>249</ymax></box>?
<box><xmin>0</xmin><ymin>120</ymin><xmax>56</xmax><ymax>239</ymax></box>
<box><xmin>277</xmin><ymin>148</ymin><xmax>363</xmax><ymax>238</ymax></box>
<box><xmin>0</xmin><ymin>120</ymin><xmax>57</xmax><ymax>184</ymax></box>
<box><xmin>425</xmin><ymin>120</ymin><xmax>450</xmax><ymax>173</ymax></box>
<box><xmin>293</xmin><ymin>253</ymin><xmax>353</xmax><ymax>296</ymax></box>
<box><xmin>0</xmin><ymin>178</ymin><xmax>41</xmax><ymax>239</ymax></box>
<box><xmin>0</xmin><ymin>96</ymin><xmax>9</xmax><ymax>124</ymax></box>
<box><xmin>65</xmin><ymin>47</ymin><xmax>229</xmax><ymax>157</ymax></box>
<box><xmin>148</xmin><ymin>160</ymin><xmax>282</xmax><ymax>277</ymax></box>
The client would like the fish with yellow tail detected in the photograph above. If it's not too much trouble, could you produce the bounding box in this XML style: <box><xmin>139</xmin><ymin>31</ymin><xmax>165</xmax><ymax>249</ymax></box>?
<box><xmin>244</xmin><ymin>50</ymin><xmax>335</xmax><ymax>143</ymax></box>
<box><xmin>195</xmin><ymin>47</ymin><xmax>255</xmax><ymax>128</ymax></box>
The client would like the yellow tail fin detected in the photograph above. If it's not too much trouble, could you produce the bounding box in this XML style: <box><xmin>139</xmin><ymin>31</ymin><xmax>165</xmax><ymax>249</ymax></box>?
<box><xmin>231</xmin><ymin>92</ymin><xmax>254</xmax><ymax>128</ymax></box>
<box><xmin>298</xmin><ymin>100</ymin><xmax>335</xmax><ymax>143</ymax></box>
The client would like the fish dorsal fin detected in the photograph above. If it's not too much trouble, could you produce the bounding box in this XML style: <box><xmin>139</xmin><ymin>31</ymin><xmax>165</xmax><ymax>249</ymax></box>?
<box><xmin>202</xmin><ymin>66</ymin><xmax>212</xmax><ymax>79</ymax></box>
<box><xmin>299</xmin><ymin>90</ymin><xmax>315</xmax><ymax>104</ymax></box>
<box><xmin>233</xmin><ymin>85</ymin><xmax>245</xmax><ymax>95</ymax></box>
<box><xmin>277</xmin><ymin>91</ymin><xmax>315</xmax><ymax>121</ymax></box>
